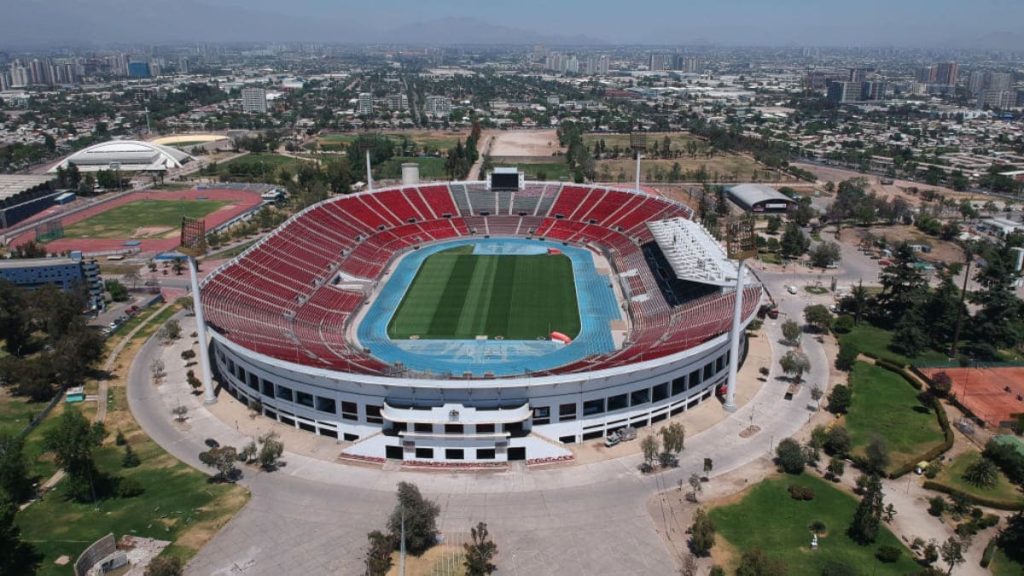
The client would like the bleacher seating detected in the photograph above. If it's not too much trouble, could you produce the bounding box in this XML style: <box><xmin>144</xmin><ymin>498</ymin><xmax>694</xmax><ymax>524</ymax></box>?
<box><xmin>202</xmin><ymin>182</ymin><xmax>759</xmax><ymax>376</ymax></box>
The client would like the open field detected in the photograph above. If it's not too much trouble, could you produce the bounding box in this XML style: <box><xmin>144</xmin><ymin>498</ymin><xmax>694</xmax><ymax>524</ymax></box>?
<box><xmin>845</xmin><ymin>361</ymin><xmax>945</xmax><ymax>472</ymax></box>
<box><xmin>596</xmin><ymin>155</ymin><xmax>774</xmax><ymax>183</ymax></box>
<box><xmin>583</xmin><ymin>132</ymin><xmax>701</xmax><ymax>152</ymax></box>
<box><xmin>61</xmin><ymin>199</ymin><xmax>228</xmax><ymax>240</ymax></box>
<box><xmin>486</xmin><ymin>129</ymin><xmax>562</xmax><ymax>157</ymax></box>
<box><xmin>378</xmin><ymin>156</ymin><xmax>447</xmax><ymax>180</ymax></box>
<box><xmin>709</xmin><ymin>474</ymin><xmax>919</xmax><ymax>576</ymax></box>
<box><xmin>838</xmin><ymin>323</ymin><xmax>948</xmax><ymax>367</ymax></box>
<box><xmin>918</xmin><ymin>366</ymin><xmax>1024</xmax><ymax>428</ymax></box>
<box><xmin>388</xmin><ymin>247</ymin><xmax>580</xmax><ymax>340</ymax></box>
<box><xmin>316</xmin><ymin>130</ymin><xmax>468</xmax><ymax>152</ymax></box>
<box><xmin>931</xmin><ymin>450</ymin><xmax>1024</xmax><ymax>507</ymax></box>
<box><xmin>488</xmin><ymin>158</ymin><xmax>571</xmax><ymax>181</ymax></box>
<box><xmin>214</xmin><ymin>152</ymin><xmax>309</xmax><ymax>178</ymax></box>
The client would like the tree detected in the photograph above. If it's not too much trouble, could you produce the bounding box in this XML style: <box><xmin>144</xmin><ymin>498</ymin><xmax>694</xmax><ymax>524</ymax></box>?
<box><xmin>198</xmin><ymin>446</ymin><xmax>239</xmax><ymax>482</ymax></box>
<box><xmin>835</xmin><ymin>341</ymin><xmax>858</xmax><ymax>371</ymax></box>
<box><xmin>824</xmin><ymin>425</ymin><xmax>851</xmax><ymax>457</ymax></box>
<box><xmin>0</xmin><ymin>497</ymin><xmax>39</xmax><ymax>576</ymax></box>
<box><xmin>689</xmin><ymin>472</ymin><xmax>703</xmax><ymax>500</ymax></box>
<box><xmin>775</xmin><ymin>438</ymin><xmax>806</xmax><ymax>474</ymax></box>
<box><xmin>962</xmin><ymin>457</ymin><xmax>998</xmax><ymax>489</ymax></box>
<box><xmin>877</xmin><ymin>243</ymin><xmax>927</xmax><ymax>323</ymax></box>
<box><xmin>463</xmin><ymin>521</ymin><xmax>498</xmax><ymax>576</ymax></box>
<box><xmin>781</xmin><ymin>319</ymin><xmax>801</xmax><ymax>346</ymax></box>
<box><xmin>970</xmin><ymin>244</ymin><xmax>1024</xmax><ymax>350</ymax></box>
<box><xmin>0</xmin><ymin>433</ymin><xmax>32</xmax><ymax>503</ymax></box>
<box><xmin>780</xmin><ymin>222</ymin><xmax>808</xmax><ymax>259</ymax></box>
<box><xmin>848</xmin><ymin>474</ymin><xmax>884</xmax><ymax>544</ymax></box>
<box><xmin>121</xmin><ymin>444</ymin><xmax>140</xmax><ymax>468</ymax></box>
<box><xmin>865</xmin><ymin>436</ymin><xmax>890</xmax><ymax>474</ymax></box>
<box><xmin>364</xmin><ymin>530</ymin><xmax>394</xmax><ymax>576</ymax></box>
<box><xmin>43</xmin><ymin>409</ymin><xmax>103</xmax><ymax>501</ymax></box>
<box><xmin>848</xmin><ymin>281</ymin><xmax>869</xmax><ymax>325</ymax></box>
<box><xmin>998</xmin><ymin>511</ymin><xmax>1024</xmax><ymax>563</ymax></box>
<box><xmin>735</xmin><ymin>548</ymin><xmax>787</xmax><ymax>576</ymax></box>
<box><xmin>161</xmin><ymin>319</ymin><xmax>182</xmax><ymax>341</ymax></box>
<box><xmin>940</xmin><ymin>536</ymin><xmax>965</xmax><ymax>575</ymax></box>
<box><xmin>883</xmin><ymin>503</ymin><xmax>897</xmax><ymax>523</ymax></box>
<box><xmin>145</xmin><ymin>556</ymin><xmax>183</xmax><ymax>576</ymax></box>
<box><xmin>186</xmin><ymin>370</ymin><xmax>202</xmax><ymax>394</ymax></box>
<box><xmin>257</xmin><ymin>432</ymin><xmax>284</xmax><ymax>470</ymax></box>
<box><xmin>826</xmin><ymin>456</ymin><xmax>845</xmax><ymax>479</ymax></box>
<box><xmin>809</xmin><ymin>242</ymin><xmax>841</xmax><ymax>268</ymax></box>
<box><xmin>104</xmin><ymin>279</ymin><xmax>129</xmax><ymax>302</ymax></box>
<box><xmin>779</xmin><ymin>350</ymin><xmax>810</xmax><ymax>385</ymax></box>
<box><xmin>803</xmin><ymin>305</ymin><xmax>833</xmax><ymax>333</ymax></box>
<box><xmin>387</xmin><ymin>482</ymin><xmax>440</xmax><ymax>556</ymax></box>
<box><xmin>827</xmin><ymin>384</ymin><xmax>852</xmax><ymax>414</ymax></box>
<box><xmin>640</xmin><ymin>434</ymin><xmax>660</xmax><ymax>472</ymax></box>
<box><xmin>690</xmin><ymin>507</ymin><xmax>715</xmax><ymax>556</ymax></box>
<box><xmin>659</xmin><ymin>422</ymin><xmax>685</xmax><ymax>467</ymax></box>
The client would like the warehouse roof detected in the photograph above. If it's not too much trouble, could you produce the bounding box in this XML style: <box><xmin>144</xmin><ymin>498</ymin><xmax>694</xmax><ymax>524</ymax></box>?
<box><xmin>726</xmin><ymin>184</ymin><xmax>798</xmax><ymax>210</ymax></box>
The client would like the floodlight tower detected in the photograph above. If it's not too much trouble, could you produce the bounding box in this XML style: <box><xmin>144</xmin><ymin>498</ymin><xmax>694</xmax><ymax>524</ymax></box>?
<box><xmin>360</xmin><ymin>136</ymin><xmax>376</xmax><ymax>192</ymax></box>
<box><xmin>723</xmin><ymin>216</ymin><xmax>757</xmax><ymax>412</ymax></box>
<box><xmin>180</xmin><ymin>216</ymin><xmax>216</xmax><ymax>405</ymax></box>
<box><xmin>630</xmin><ymin>132</ymin><xmax>647</xmax><ymax>193</ymax></box>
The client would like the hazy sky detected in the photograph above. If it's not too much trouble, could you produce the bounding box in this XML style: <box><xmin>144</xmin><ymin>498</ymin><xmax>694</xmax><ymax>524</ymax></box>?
<box><xmin>5</xmin><ymin>0</ymin><xmax>1023</xmax><ymax>48</ymax></box>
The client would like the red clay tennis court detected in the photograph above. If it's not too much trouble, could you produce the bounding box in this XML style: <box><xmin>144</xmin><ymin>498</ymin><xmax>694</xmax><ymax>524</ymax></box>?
<box><xmin>919</xmin><ymin>366</ymin><xmax>1024</xmax><ymax>428</ymax></box>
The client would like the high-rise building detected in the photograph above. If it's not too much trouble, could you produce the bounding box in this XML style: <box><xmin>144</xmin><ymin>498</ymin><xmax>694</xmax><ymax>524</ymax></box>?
<box><xmin>9</xmin><ymin>63</ymin><xmax>29</xmax><ymax>88</ymax></box>
<box><xmin>241</xmin><ymin>87</ymin><xmax>268</xmax><ymax>114</ymax></box>
<box><xmin>127</xmin><ymin>61</ymin><xmax>151</xmax><ymax>79</ymax></box>
<box><xmin>978</xmin><ymin>89</ymin><xmax>1015</xmax><ymax>110</ymax></box>
<box><xmin>849</xmin><ymin>68</ymin><xmax>869</xmax><ymax>83</ymax></box>
<box><xmin>385</xmin><ymin>93</ymin><xmax>408</xmax><ymax>110</ymax></box>
<box><xmin>915</xmin><ymin>66</ymin><xmax>937</xmax><ymax>83</ymax></box>
<box><xmin>649</xmin><ymin>53</ymin><xmax>672</xmax><ymax>71</ymax></box>
<box><xmin>425</xmin><ymin>95</ymin><xmax>452</xmax><ymax>118</ymax></box>
<box><xmin>826</xmin><ymin>81</ymin><xmax>860</xmax><ymax>104</ymax></box>
<box><xmin>968</xmin><ymin>70</ymin><xmax>1013</xmax><ymax>96</ymax></box>
<box><xmin>934</xmin><ymin>62</ymin><xmax>959</xmax><ymax>86</ymax></box>
<box><xmin>357</xmin><ymin>92</ymin><xmax>374</xmax><ymax>115</ymax></box>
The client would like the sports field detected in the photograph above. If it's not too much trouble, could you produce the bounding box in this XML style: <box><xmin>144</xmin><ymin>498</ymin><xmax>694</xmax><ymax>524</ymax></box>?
<box><xmin>388</xmin><ymin>247</ymin><xmax>580</xmax><ymax>340</ymax></box>
<box><xmin>61</xmin><ymin>199</ymin><xmax>228</xmax><ymax>239</ymax></box>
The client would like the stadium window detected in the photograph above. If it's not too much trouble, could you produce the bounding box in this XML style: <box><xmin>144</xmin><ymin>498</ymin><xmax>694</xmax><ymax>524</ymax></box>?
<box><xmin>671</xmin><ymin>376</ymin><xmax>686</xmax><ymax>396</ymax></box>
<box><xmin>607</xmin><ymin>393</ymin><xmax>628</xmax><ymax>411</ymax></box>
<box><xmin>414</xmin><ymin>423</ymin><xmax>432</xmax><ymax>433</ymax></box>
<box><xmin>296</xmin><ymin>391</ymin><xmax>314</xmax><ymax>408</ymax></box>
<box><xmin>651</xmin><ymin>413</ymin><xmax>668</xmax><ymax>424</ymax></box>
<box><xmin>315</xmin><ymin>396</ymin><xmax>336</xmax><ymax>414</ymax></box>
<box><xmin>263</xmin><ymin>409</ymin><xmax>276</xmax><ymax>420</ymax></box>
<box><xmin>630</xmin><ymin>389</ymin><xmax>650</xmax><ymax>406</ymax></box>
<box><xmin>583</xmin><ymin>398</ymin><xmax>605</xmax><ymax>416</ymax></box>
<box><xmin>559</xmin><ymin>403</ymin><xmax>577</xmax><ymax>422</ymax></box>
<box><xmin>261</xmin><ymin>380</ymin><xmax>275</xmax><ymax>397</ymax></box>
<box><xmin>652</xmin><ymin>383</ymin><xmax>669</xmax><ymax>402</ymax></box>
<box><xmin>445</xmin><ymin>449</ymin><xmax>464</xmax><ymax>460</ymax></box>
<box><xmin>391</xmin><ymin>422</ymin><xmax>407</xmax><ymax>433</ymax></box>
<box><xmin>716</xmin><ymin>355</ymin><xmax>726</xmax><ymax>372</ymax></box>
<box><xmin>248</xmin><ymin>373</ymin><xmax>259</xmax><ymax>390</ymax></box>
<box><xmin>507</xmin><ymin>447</ymin><xmax>527</xmax><ymax>461</ymax></box>
<box><xmin>237</xmin><ymin>366</ymin><xmax>246</xmax><ymax>382</ymax></box>
<box><xmin>276</xmin><ymin>385</ymin><xmax>293</xmax><ymax>403</ymax></box>
<box><xmin>559</xmin><ymin>435</ymin><xmax>577</xmax><ymax>444</ymax></box>
<box><xmin>476</xmin><ymin>423</ymin><xmax>495</xmax><ymax>434</ymax></box>
<box><xmin>319</xmin><ymin>428</ymin><xmax>338</xmax><ymax>439</ymax></box>
<box><xmin>445</xmin><ymin>424</ymin><xmax>464</xmax><ymax>434</ymax></box>
<box><xmin>228</xmin><ymin>360</ymin><xmax>235</xmax><ymax>373</ymax></box>
<box><xmin>280</xmin><ymin>416</ymin><xmax>295</xmax><ymax>427</ymax></box>
<box><xmin>582</xmin><ymin>430</ymin><xmax>604</xmax><ymax>441</ymax></box>
<box><xmin>298</xmin><ymin>422</ymin><xmax>315</xmax><ymax>433</ymax></box>
<box><xmin>505</xmin><ymin>422</ymin><xmax>525</xmax><ymax>436</ymax></box>
<box><xmin>689</xmin><ymin>369</ymin><xmax>702</xmax><ymax>387</ymax></box>
<box><xmin>385</xmin><ymin>446</ymin><xmax>404</xmax><ymax>460</ymax></box>
<box><xmin>341</xmin><ymin>401</ymin><xmax>358</xmax><ymax>421</ymax></box>
<box><xmin>415</xmin><ymin>447</ymin><xmax>434</xmax><ymax>459</ymax></box>
<box><xmin>366</xmin><ymin>405</ymin><xmax>383</xmax><ymax>424</ymax></box>
<box><xmin>532</xmin><ymin>406</ymin><xmax>550</xmax><ymax>425</ymax></box>
<box><xmin>703</xmin><ymin>362</ymin><xmax>714</xmax><ymax>381</ymax></box>
<box><xmin>343</xmin><ymin>433</ymin><xmax>359</xmax><ymax>441</ymax></box>
<box><xmin>476</xmin><ymin>448</ymin><xmax>496</xmax><ymax>460</ymax></box>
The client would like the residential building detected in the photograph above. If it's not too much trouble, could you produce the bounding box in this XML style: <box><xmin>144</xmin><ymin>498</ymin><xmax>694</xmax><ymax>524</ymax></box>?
<box><xmin>425</xmin><ymin>95</ymin><xmax>451</xmax><ymax>117</ymax></box>
<box><xmin>0</xmin><ymin>252</ymin><xmax>103</xmax><ymax>310</ymax></box>
<box><xmin>241</xmin><ymin>87</ymin><xmax>268</xmax><ymax>114</ymax></box>
<box><xmin>826</xmin><ymin>81</ymin><xmax>860</xmax><ymax>104</ymax></box>
<box><xmin>357</xmin><ymin>92</ymin><xmax>373</xmax><ymax>115</ymax></box>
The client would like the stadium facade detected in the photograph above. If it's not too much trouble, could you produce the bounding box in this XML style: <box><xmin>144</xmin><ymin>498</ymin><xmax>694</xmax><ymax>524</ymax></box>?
<box><xmin>201</xmin><ymin>182</ymin><xmax>762</xmax><ymax>464</ymax></box>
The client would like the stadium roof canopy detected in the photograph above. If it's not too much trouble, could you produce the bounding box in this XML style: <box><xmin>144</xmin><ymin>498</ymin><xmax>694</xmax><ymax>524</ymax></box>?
<box><xmin>0</xmin><ymin>174</ymin><xmax>55</xmax><ymax>203</ymax></box>
<box><xmin>646</xmin><ymin>217</ymin><xmax>740</xmax><ymax>287</ymax></box>
<box><xmin>49</xmin><ymin>140</ymin><xmax>192</xmax><ymax>173</ymax></box>
<box><xmin>726</xmin><ymin>183</ymin><xmax>798</xmax><ymax>213</ymax></box>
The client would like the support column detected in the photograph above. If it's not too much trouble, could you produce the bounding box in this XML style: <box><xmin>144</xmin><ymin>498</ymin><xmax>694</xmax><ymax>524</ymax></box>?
<box><xmin>366</xmin><ymin>149</ymin><xmax>374</xmax><ymax>192</ymax></box>
<box><xmin>723</xmin><ymin>259</ymin><xmax>746</xmax><ymax>412</ymax></box>
<box><xmin>635</xmin><ymin>149</ymin><xmax>642</xmax><ymax>193</ymax></box>
<box><xmin>188</xmin><ymin>257</ymin><xmax>216</xmax><ymax>405</ymax></box>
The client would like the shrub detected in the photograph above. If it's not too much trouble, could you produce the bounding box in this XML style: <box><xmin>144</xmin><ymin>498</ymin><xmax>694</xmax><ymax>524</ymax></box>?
<box><xmin>983</xmin><ymin>439</ymin><xmax>1024</xmax><ymax>485</ymax></box>
<box><xmin>181</xmin><ymin>349</ymin><xmax>196</xmax><ymax>361</ymax></box>
<box><xmin>122</xmin><ymin>445</ymin><xmax>141</xmax><ymax>468</ymax></box>
<box><xmin>827</xmin><ymin>384</ymin><xmax>851</xmax><ymax>414</ymax></box>
<box><xmin>808</xmin><ymin>520</ymin><xmax>827</xmax><ymax>534</ymax></box>
<box><xmin>930</xmin><ymin>372</ymin><xmax>953</xmax><ymax>397</ymax></box>
<box><xmin>979</xmin><ymin>514</ymin><xmax>1001</xmax><ymax>529</ymax></box>
<box><xmin>835</xmin><ymin>342</ymin><xmax>858</xmax><ymax>372</ymax></box>
<box><xmin>928</xmin><ymin>496</ymin><xmax>946</xmax><ymax>517</ymax></box>
<box><xmin>709</xmin><ymin>567</ymin><xmax>725</xmax><ymax>576</ymax></box>
<box><xmin>981</xmin><ymin>538</ymin><xmax>997</xmax><ymax>568</ymax></box>
<box><xmin>788</xmin><ymin>484</ymin><xmax>815</xmax><ymax>501</ymax></box>
<box><xmin>875</xmin><ymin>545</ymin><xmax>902</xmax><ymax>563</ymax></box>
<box><xmin>776</xmin><ymin>438</ymin><xmax>806</xmax><ymax>474</ymax></box>
<box><xmin>116</xmin><ymin>477</ymin><xmax>144</xmax><ymax>498</ymax></box>
<box><xmin>115</xmin><ymin>429</ymin><xmax>126</xmax><ymax>446</ymax></box>
<box><xmin>832</xmin><ymin>315</ymin><xmax>855</xmax><ymax>334</ymax></box>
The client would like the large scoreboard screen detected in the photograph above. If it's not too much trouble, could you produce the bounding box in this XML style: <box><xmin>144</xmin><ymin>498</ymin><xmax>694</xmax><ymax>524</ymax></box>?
<box><xmin>488</xmin><ymin>167</ymin><xmax>523</xmax><ymax>191</ymax></box>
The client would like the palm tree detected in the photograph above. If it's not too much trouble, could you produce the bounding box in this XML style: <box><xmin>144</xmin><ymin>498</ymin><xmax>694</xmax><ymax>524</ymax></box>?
<box><xmin>850</xmin><ymin>280</ymin><xmax>869</xmax><ymax>325</ymax></box>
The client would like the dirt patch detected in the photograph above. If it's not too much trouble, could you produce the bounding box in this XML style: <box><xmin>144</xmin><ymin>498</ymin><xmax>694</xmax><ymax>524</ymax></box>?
<box><xmin>840</xmin><ymin>225</ymin><xmax>964</xmax><ymax>265</ymax></box>
<box><xmin>132</xmin><ymin>226</ymin><xmax>174</xmax><ymax>238</ymax></box>
<box><xmin>792</xmin><ymin>162</ymin><xmax>981</xmax><ymax>208</ymax></box>
<box><xmin>174</xmin><ymin>489</ymin><xmax>251</xmax><ymax>552</ymax></box>
<box><xmin>487</xmin><ymin>129</ymin><xmax>563</xmax><ymax>157</ymax></box>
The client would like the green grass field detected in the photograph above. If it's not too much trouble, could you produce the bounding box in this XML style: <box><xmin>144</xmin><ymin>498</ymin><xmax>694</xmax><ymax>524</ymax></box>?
<box><xmin>511</xmin><ymin>161</ymin><xmax>572</xmax><ymax>181</ymax></box>
<box><xmin>388</xmin><ymin>248</ymin><xmax>580</xmax><ymax>340</ymax></box>
<box><xmin>932</xmin><ymin>451</ymin><xmax>1024</xmax><ymax>507</ymax></box>
<box><xmin>378</xmin><ymin>156</ymin><xmax>447</xmax><ymax>180</ymax></box>
<box><xmin>838</xmin><ymin>324</ymin><xmax>948</xmax><ymax>366</ymax></box>
<box><xmin>710</xmin><ymin>474</ymin><xmax>919</xmax><ymax>576</ymax></box>
<box><xmin>991</xmin><ymin>548</ymin><xmax>1024</xmax><ymax>576</ymax></box>
<box><xmin>61</xmin><ymin>200</ymin><xmax>228</xmax><ymax>240</ymax></box>
<box><xmin>845</xmin><ymin>362</ymin><xmax>945</xmax><ymax>472</ymax></box>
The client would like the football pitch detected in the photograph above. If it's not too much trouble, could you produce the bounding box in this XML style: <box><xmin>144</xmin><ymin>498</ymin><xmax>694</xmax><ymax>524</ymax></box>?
<box><xmin>388</xmin><ymin>247</ymin><xmax>581</xmax><ymax>340</ymax></box>
<box><xmin>61</xmin><ymin>199</ymin><xmax>229</xmax><ymax>239</ymax></box>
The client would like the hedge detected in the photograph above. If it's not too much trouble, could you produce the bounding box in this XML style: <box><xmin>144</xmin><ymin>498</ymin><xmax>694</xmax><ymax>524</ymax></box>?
<box><xmin>981</xmin><ymin>538</ymin><xmax>998</xmax><ymax>568</ymax></box>
<box><xmin>922</xmin><ymin>480</ymin><xmax>1024</xmax><ymax>511</ymax></box>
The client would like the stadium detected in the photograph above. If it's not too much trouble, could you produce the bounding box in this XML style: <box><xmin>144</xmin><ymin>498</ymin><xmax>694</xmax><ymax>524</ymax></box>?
<box><xmin>201</xmin><ymin>179</ymin><xmax>763</xmax><ymax>464</ymax></box>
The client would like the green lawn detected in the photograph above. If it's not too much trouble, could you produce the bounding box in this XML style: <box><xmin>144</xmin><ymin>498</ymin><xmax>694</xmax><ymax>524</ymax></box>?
<box><xmin>317</xmin><ymin>131</ymin><xmax>466</xmax><ymax>152</ymax></box>
<box><xmin>710</xmin><ymin>474</ymin><xmax>919</xmax><ymax>576</ymax></box>
<box><xmin>991</xmin><ymin>548</ymin><xmax>1024</xmax><ymax>576</ymax></box>
<box><xmin>932</xmin><ymin>451</ymin><xmax>1024</xmax><ymax>507</ymax></box>
<box><xmin>214</xmin><ymin>152</ymin><xmax>308</xmax><ymax>180</ymax></box>
<box><xmin>838</xmin><ymin>323</ymin><xmax>948</xmax><ymax>367</ymax></box>
<box><xmin>378</xmin><ymin>156</ymin><xmax>447</xmax><ymax>180</ymax></box>
<box><xmin>845</xmin><ymin>362</ymin><xmax>946</xmax><ymax>472</ymax></box>
<box><xmin>61</xmin><ymin>200</ymin><xmax>228</xmax><ymax>240</ymax></box>
<box><xmin>582</xmin><ymin>132</ymin><xmax>701</xmax><ymax>152</ymax></box>
<box><xmin>388</xmin><ymin>248</ymin><xmax>580</xmax><ymax>340</ymax></box>
<box><xmin>17</xmin><ymin>414</ymin><xmax>247</xmax><ymax>576</ymax></box>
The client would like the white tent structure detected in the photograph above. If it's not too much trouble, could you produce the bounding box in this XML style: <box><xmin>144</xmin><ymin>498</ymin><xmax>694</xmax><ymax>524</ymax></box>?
<box><xmin>49</xmin><ymin>140</ymin><xmax>192</xmax><ymax>173</ymax></box>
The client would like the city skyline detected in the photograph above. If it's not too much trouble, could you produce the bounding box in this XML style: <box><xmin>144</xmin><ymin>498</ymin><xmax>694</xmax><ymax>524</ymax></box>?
<box><xmin>4</xmin><ymin>0</ymin><xmax>1024</xmax><ymax>49</ymax></box>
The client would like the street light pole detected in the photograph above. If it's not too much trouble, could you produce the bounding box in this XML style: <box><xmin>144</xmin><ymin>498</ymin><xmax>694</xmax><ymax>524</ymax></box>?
<box><xmin>630</xmin><ymin>132</ymin><xmax>646</xmax><ymax>193</ymax></box>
